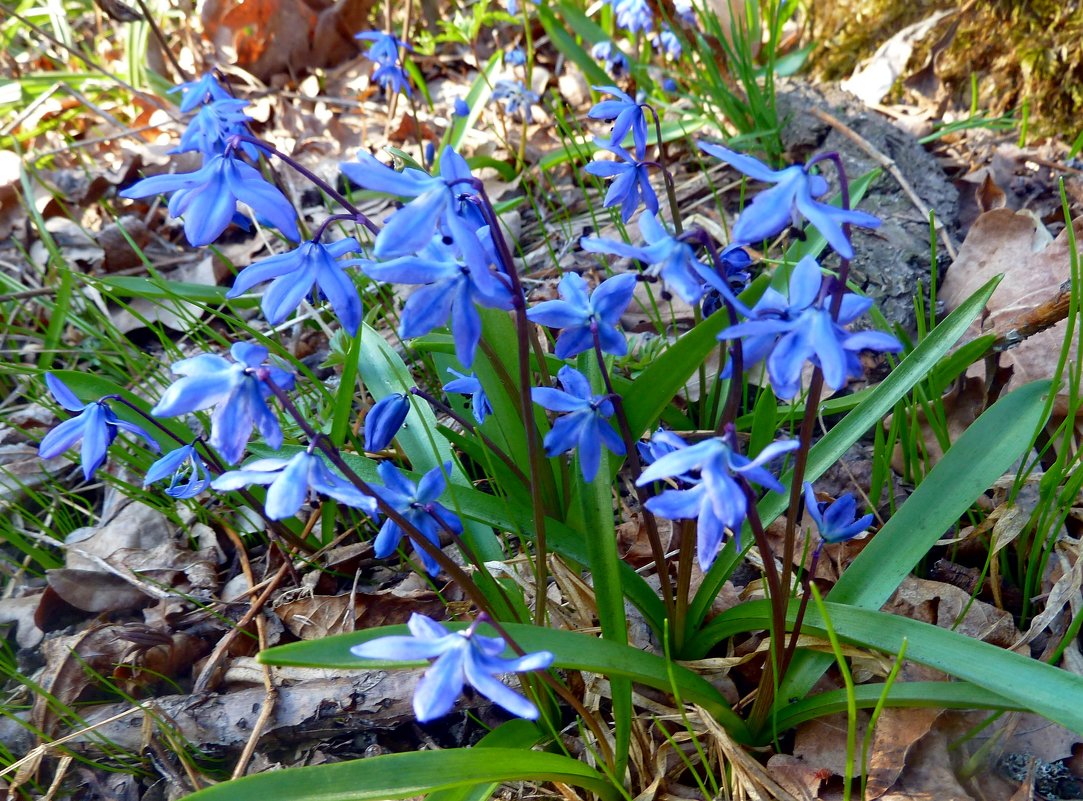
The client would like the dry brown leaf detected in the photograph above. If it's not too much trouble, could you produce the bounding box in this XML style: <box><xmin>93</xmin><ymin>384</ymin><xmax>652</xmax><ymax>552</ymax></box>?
<box><xmin>883</xmin><ymin>576</ymin><xmax>1020</xmax><ymax>648</ymax></box>
<box><xmin>878</xmin><ymin>727</ymin><xmax>976</xmax><ymax>801</ymax></box>
<box><xmin>0</xmin><ymin>594</ymin><xmax>44</xmax><ymax>649</ymax></box>
<box><xmin>275</xmin><ymin>587</ymin><xmax>444</xmax><ymax>639</ymax></box>
<box><xmin>865</xmin><ymin>708</ymin><xmax>942</xmax><ymax>799</ymax></box>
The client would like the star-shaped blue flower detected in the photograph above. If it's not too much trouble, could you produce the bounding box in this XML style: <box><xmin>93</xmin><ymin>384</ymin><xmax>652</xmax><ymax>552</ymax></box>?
<box><xmin>526</xmin><ymin>271</ymin><xmax>636</xmax><ymax>359</ymax></box>
<box><xmin>591</xmin><ymin>41</ymin><xmax>628</xmax><ymax>78</ymax></box>
<box><xmin>718</xmin><ymin>255</ymin><xmax>902</xmax><ymax>398</ymax></box>
<box><xmin>491</xmin><ymin>79</ymin><xmax>541</xmax><ymax>123</ymax></box>
<box><xmin>803</xmin><ymin>483</ymin><xmax>874</xmax><ymax>546</ymax></box>
<box><xmin>588</xmin><ymin>85</ymin><xmax>648</xmax><ymax>160</ymax></box>
<box><xmin>144</xmin><ymin>443</ymin><xmax>211</xmax><ymax>499</ymax></box>
<box><xmin>227</xmin><ymin>238</ymin><xmax>366</xmax><ymax>334</ymax></box>
<box><xmin>698</xmin><ymin>142</ymin><xmax>880</xmax><ymax>259</ymax></box>
<box><xmin>351</xmin><ymin>613</ymin><xmax>554</xmax><ymax>722</ymax></box>
<box><xmin>637</xmin><ymin>428</ymin><xmax>798</xmax><ymax>569</ymax></box>
<box><xmin>212</xmin><ymin>450</ymin><xmax>378</xmax><ymax>519</ymax></box>
<box><xmin>444</xmin><ymin>368</ymin><xmax>492</xmax><ymax>425</ymax></box>
<box><xmin>585</xmin><ymin>140</ymin><xmax>658</xmax><ymax>223</ymax></box>
<box><xmin>171</xmin><ymin>73</ymin><xmax>232</xmax><ymax>113</ymax></box>
<box><xmin>532</xmin><ymin>365</ymin><xmax>625</xmax><ymax>482</ymax></box>
<box><xmin>120</xmin><ymin>153</ymin><xmax>300</xmax><ymax>247</ymax></box>
<box><xmin>371</xmin><ymin>461</ymin><xmax>463</xmax><ymax>576</ymax></box>
<box><xmin>364</xmin><ymin>235</ymin><xmax>513</xmax><ymax>368</ymax></box>
<box><xmin>39</xmin><ymin>374</ymin><xmax>159</xmax><ymax>481</ymax></box>
<box><xmin>151</xmin><ymin>342</ymin><xmax>295</xmax><ymax>464</ymax></box>
<box><xmin>171</xmin><ymin>99</ymin><xmax>254</xmax><ymax>159</ymax></box>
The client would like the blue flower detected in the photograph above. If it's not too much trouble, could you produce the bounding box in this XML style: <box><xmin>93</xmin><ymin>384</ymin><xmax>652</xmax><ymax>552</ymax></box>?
<box><xmin>505</xmin><ymin>47</ymin><xmax>526</xmax><ymax>66</ymax></box>
<box><xmin>364</xmin><ymin>235</ymin><xmax>513</xmax><ymax>368</ymax></box>
<box><xmin>654</xmin><ymin>25</ymin><xmax>682</xmax><ymax>59</ymax></box>
<box><xmin>588</xmin><ymin>85</ymin><xmax>648</xmax><ymax>160</ymax></box>
<box><xmin>340</xmin><ymin>146</ymin><xmax>481</xmax><ymax>261</ymax></box>
<box><xmin>351</xmin><ymin>613</ymin><xmax>554</xmax><ymax>721</ymax></box>
<box><xmin>582</xmin><ymin>212</ymin><xmax>738</xmax><ymax>305</ymax></box>
<box><xmin>607</xmin><ymin>0</ymin><xmax>652</xmax><ymax>34</ymax></box>
<box><xmin>718</xmin><ymin>255</ymin><xmax>902</xmax><ymax>398</ymax></box>
<box><xmin>532</xmin><ymin>365</ymin><xmax>625</xmax><ymax>482</ymax></box>
<box><xmin>39</xmin><ymin>373</ymin><xmax>159</xmax><ymax>481</ymax></box>
<box><xmin>120</xmin><ymin>153</ymin><xmax>300</xmax><ymax>247</ymax></box>
<box><xmin>372</xmin><ymin>62</ymin><xmax>412</xmax><ymax>96</ymax></box>
<box><xmin>444</xmin><ymin>368</ymin><xmax>491</xmax><ymax>425</ymax></box>
<box><xmin>673</xmin><ymin>0</ymin><xmax>696</xmax><ymax>25</ymax></box>
<box><xmin>698</xmin><ymin>142</ymin><xmax>880</xmax><ymax>259</ymax></box>
<box><xmin>171</xmin><ymin>73</ymin><xmax>232</xmax><ymax>113</ymax></box>
<box><xmin>803</xmin><ymin>483</ymin><xmax>874</xmax><ymax>546</ymax></box>
<box><xmin>491</xmin><ymin>80</ymin><xmax>540</xmax><ymax>123</ymax></box>
<box><xmin>527</xmin><ymin>271</ymin><xmax>636</xmax><ymax>359</ymax></box>
<box><xmin>151</xmin><ymin>342</ymin><xmax>295</xmax><ymax>464</ymax></box>
<box><xmin>590</xmin><ymin>41</ymin><xmax>628</xmax><ymax>78</ymax></box>
<box><xmin>171</xmin><ymin>99</ymin><xmax>254</xmax><ymax>159</ymax></box>
<box><xmin>356</xmin><ymin>31</ymin><xmax>412</xmax><ymax>65</ymax></box>
<box><xmin>371</xmin><ymin>461</ymin><xmax>463</xmax><ymax>575</ymax></box>
<box><xmin>637</xmin><ymin>428</ymin><xmax>693</xmax><ymax>473</ymax></box>
<box><xmin>212</xmin><ymin>450</ymin><xmax>378</xmax><ymax>519</ymax></box>
<box><xmin>365</xmin><ymin>393</ymin><xmax>410</xmax><ymax>451</ymax></box>
<box><xmin>585</xmin><ymin>140</ymin><xmax>658</xmax><ymax>223</ymax></box>
<box><xmin>637</xmin><ymin>428</ymin><xmax>798</xmax><ymax>569</ymax></box>
<box><xmin>144</xmin><ymin>443</ymin><xmax>211</xmax><ymax>499</ymax></box>
<box><xmin>226</xmin><ymin>238</ymin><xmax>366</xmax><ymax>334</ymax></box>
<box><xmin>453</xmin><ymin>97</ymin><xmax>470</xmax><ymax>117</ymax></box>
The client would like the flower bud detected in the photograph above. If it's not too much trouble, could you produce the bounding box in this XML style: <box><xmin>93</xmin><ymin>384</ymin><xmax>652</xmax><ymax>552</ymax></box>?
<box><xmin>364</xmin><ymin>393</ymin><xmax>409</xmax><ymax>451</ymax></box>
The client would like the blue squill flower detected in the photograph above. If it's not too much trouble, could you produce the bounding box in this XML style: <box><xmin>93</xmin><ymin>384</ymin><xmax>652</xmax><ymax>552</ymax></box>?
<box><xmin>527</xmin><ymin>271</ymin><xmax>636</xmax><ymax>359</ymax></box>
<box><xmin>803</xmin><ymin>482</ymin><xmax>874</xmax><ymax>546</ymax></box>
<box><xmin>582</xmin><ymin>212</ymin><xmax>740</xmax><ymax>306</ymax></box>
<box><xmin>227</xmin><ymin>238</ymin><xmax>366</xmax><ymax>334</ymax></box>
<box><xmin>120</xmin><ymin>153</ymin><xmax>300</xmax><ymax>246</ymax></box>
<box><xmin>144</xmin><ymin>443</ymin><xmax>211</xmax><ymax>499</ymax></box>
<box><xmin>365</xmin><ymin>394</ymin><xmax>410</xmax><ymax>451</ymax></box>
<box><xmin>673</xmin><ymin>0</ymin><xmax>696</xmax><ymax>25</ymax></box>
<box><xmin>444</xmin><ymin>368</ymin><xmax>491</xmax><ymax>424</ymax></box>
<box><xmin>171</xmin><ymin>99</ymin><xmax>254</xmax><ymax>159</ymax></box>
<box><xmin>351</xmin><ymin>613</ymin><xmax>554</xmax><ymax>721</ymax></box>
<box><xmin>364</xmin><ymin>235</ymin><xmax>513</xmax><ymax>367</ymax></box>
<box><xmin>356</xmin><ymin>31</ymin><xmax>412</xmax><ymax>65</ymax></box>
<box><xmin>591</xmin><ymin>41</ymin><xmax>628</xmax><ymax>78</ymax></box>
<box><xmin>372</xmin><ymin>62</ymin><xmax>412</xmax><ymax>96</ymax></box>
<box><xmin>718</xmin><ymin>255</ymin><xmax>902</xmax><ymax>398</ymax></box>
<box><xmin>212</xmin><ymin>450</ymin><xmax>378</xmax><ymax>519</ymax></box>
<box><xmin>340</xmin><ymin>146</ymin><xmax>481</xmax><ymax>260</ymax></box>
<box><xmin>532</xmin><ymin>365</ymin><xmax>625</xmax><ymax>482</ymax></box>
<box><xmin>637</xmin><ymin>427</ymin><xmax>799</xmax><ymax>569</ymax></box>
<box><xmin>151</xmin><ymin>342</ymin><xmax>295</xmax><ymax>464</ymax></box>
<box><xmin>491</xmin><ymin>80</ymin><xmax>540</xmax><ymax>123</ymax></box>
<box><xmin>453</xmin><ymin>97</ymin><xmax>470</xmax><ymax>117</ymax></box>
<box><xmin>698</xmin><ymin>142</ymin><xmax>880</xmax><ymax>259</ymax></box>
<box><xmin>371</xmin><ymin>461</ymin><xmax>463</xmax><ymax>576</ymax></box>
<box><xmin>171</xmin><ymin>73</ymin><xmax>232</xmax><ymax>113</ymax></box>
<box><xmin>585</xmin><ymin>140</ymin><xmax>658</xmax><ymax>223</ymax></box>
<box><xmin>608</xmin><ymin>0</ymin><xmax>652</xmax><ymax>34</ymax></box>
<box><xmin>588</xmin><ymin>86</ymin><xmax>648</xmax><ymax>160</ymax></box>
<box><xmin>505</xmin><ymin>47</ymin><xmax>526</xmax><ymax>66</ymax></box>
<box><xmin>39</xmin><ymin>374</ymin><xmax>159</xmax><ymax>481</ymax></box>
<box><xmin>654</xmin><ymin>26</ymin><xmax>682</xmax><ymax>59</ymax></box>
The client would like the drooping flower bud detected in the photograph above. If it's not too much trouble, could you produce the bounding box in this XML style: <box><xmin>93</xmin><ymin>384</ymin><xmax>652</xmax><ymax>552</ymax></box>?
<box><xmin>364</xmin><ymin>393</ymin><xmax>409</xmax><ymax>452</ymax></box>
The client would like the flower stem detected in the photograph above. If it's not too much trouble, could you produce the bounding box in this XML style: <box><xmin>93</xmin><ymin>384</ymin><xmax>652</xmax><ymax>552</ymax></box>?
<box><xmin>645</xmin><ymin>103</ymin><xmax>682</xmax><ymax>235</ymax></box>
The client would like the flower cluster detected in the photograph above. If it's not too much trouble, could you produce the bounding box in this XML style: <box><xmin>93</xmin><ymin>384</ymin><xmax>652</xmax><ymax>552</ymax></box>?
<box><xmin>357</xmin><ymin>31</ymin><xmax>412</xmax><ymax>96</ymax></box>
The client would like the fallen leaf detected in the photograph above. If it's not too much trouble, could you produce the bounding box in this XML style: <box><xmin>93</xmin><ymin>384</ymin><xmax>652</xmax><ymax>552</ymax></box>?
<box><xmin>275</xmin><ymin>587</ymin><xmax>444</xmax><ymax>639</ymax></box>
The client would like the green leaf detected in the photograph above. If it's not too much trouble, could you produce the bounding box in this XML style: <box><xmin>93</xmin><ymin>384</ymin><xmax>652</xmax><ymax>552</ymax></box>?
<box><xmin>774</xmin><ymin>378</ymin><xmax>1051</xmax><ymax>708</ymax></box>
<box><xmin>426</xmin><ymin>720</ymin><xmax>542</xmax><ymax>801</ymax></box>
<box><xmin>536</xmin><ymin>1</ymin><xmax>609</xmax><ymax>87</ymax></box>
<box><xmin>684</xmin><ymin>275</ymin><xmax>1003</xmax><ymax>636</ymax></box>
<box><xmin>91</xmin><ymin>275</ymin><xmax>250</xmax><ymax>306</ymax></box>
<box><xmin>259</xmin><ymin>622</ymin><xmax>748</xmax><ymax>741</ymax></box>
<box><xmin>442</xmin><ymin>53</ymin><xmax>502</xmax><ymax>155</ymax></box>
<box><xmin>182</xmin><ymin>748</ymin><xmax>619</xmax><ymax>801</ymax></box>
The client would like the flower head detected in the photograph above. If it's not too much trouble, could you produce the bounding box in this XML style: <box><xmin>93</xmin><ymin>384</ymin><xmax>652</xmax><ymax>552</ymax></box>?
<box><xmin>171</xmin><ymin>99</ymin><xmax>254</xmax><ymax>160</ymax></box>
<box><xmin>532</xmin><ymin>365</ymin><xmax>625</xmax><ymax>481</ymax></box>
<box><xmin>654</xmin><ymin>25</ymin><xmax>682</xmax><ymax>60</ymax></box>
<box><xmin>491</xmin><ymin>79</ymin><xmax>540</xmax><ymax>123</ymax></box>
<box><xmin>364</xmin><ymin>234</ymin><xmax>513</xmax><ymax>368</ymax></box>
<box><xmin>371</xmin><ymin>461</ymin><xmax>463</xmax><ymax>576</ymax></box>
<box><xmin>365</xmin><ymin>393</ymin><xmax>410</xmax><ymax>451</ymax></box>
<box><xmin>698</xmin><ymin>142</ymin><xmax>880</xmax><ymax>259</ymax></box>
<box><xmin>144</xmin><ymin>443</ymin><xmax>211</xmax><ymax>499</ymax></box>
<box><xmin>151</xmin><ymin>342</ymin><xmax>295</xmax><ymax>464</ymax></box>
<box><xmin>120</xmin><ymin>153</ymin><xmax>299</xmax><ymax>247</ymax></box>
<box><xmin>171</xmin><ymin>73</ymin><xmax>232</xmax><ymax>113</ymax></box>
<box><xmin>588</xmin><ymin>86</ymin><xmax>648</xmax><ymax>160</ymax></box>
<box><xmin>803</xmin><ymin>483</ymin><xmax>874</xmax><ymax>546</ymax></box>
<box><xmin>212</xmin><ymin>450</ymin><xmax>378</xmax><ymax>519</ymax></box>
<box><xmin>591</xmin><ymin>41</ymin><xmax>628</xmax><ymax>78</ymax></box>
<box><xmin>585</xmin><ymin>140</ymin><xmax>658</xmax><ymax>223</ymax></box>
<box><xmin>718</xmin><ymin>255</ymin><xmax>902</xmax><ymax>398</ymax></box>
<box><xmin>351</xmin><ymin>613</ymin><xmax>554</xmax><ymax>721</ymax></box>
<box><xmin>453</xmin><ymin>97</ymin><xmax>470</xmax><ymax>117</ymax></box>
<box><xmin>227</xmin><ymin>238</ymin><xmax>366</xmax><ymax>334</ymax></box>
<box><xmin>527</xmin><ymin>271</ymin><xmax>636</xmax><ymax>359</ymax></box>
<box><xmin>607</xmin><ymin>0</ymin><xmax>652</xmax><ymax>34</ymax></box>
<box><xmin>444</xmin><ymin>368</ymin><xmax>491</xmax><ymax>425</ymax></box>
<box><xmin>637</xmin><ymin>428</ymin><xmax>798</xmax><ymax>569</ymax></box>
<box><xmin>39</xmin><ymin>374</ymin><xmax>159</xmax><ymax>481</ymax></box>
<box><xmin>505</xmin><ymin>47</ymin><xmax>526</xmax><ymax>66</ymax></box>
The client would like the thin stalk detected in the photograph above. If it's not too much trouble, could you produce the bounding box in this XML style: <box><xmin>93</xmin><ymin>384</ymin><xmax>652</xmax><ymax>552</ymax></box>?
<box><xmin>673</xmin><ymin>519</ymin><xmax>696</xmax><ymax>651</ymax></box>
<box><xmin>645</xmin><ymin>104</ymin><xmax>682</xmax><ymax>235</ymax></box>
<box><xmin>409</xmin><ymin>387</ymin><xmax>530</xmax><ymax>485</ymax></box>
<box><xmin>590</xmin><ymin>327</ymin><xmax>676</xmax><ymax>627</ymax></box>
